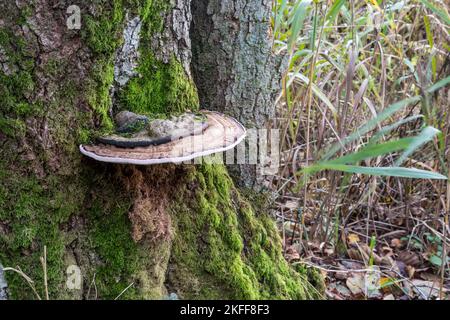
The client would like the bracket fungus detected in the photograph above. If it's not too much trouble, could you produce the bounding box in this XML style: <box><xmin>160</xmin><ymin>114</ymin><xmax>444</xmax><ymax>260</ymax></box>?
<box><xmin>79</xmin><ymin>111</ymin><xmax>246</xmax><ymax>165</ymax></box>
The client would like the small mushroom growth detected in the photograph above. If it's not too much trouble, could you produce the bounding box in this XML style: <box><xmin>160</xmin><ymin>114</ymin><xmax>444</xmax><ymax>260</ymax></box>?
<box><xmin>80</xmin><ymin>110</ymin><xmax>246</xmax><ymax>165</ymax></box>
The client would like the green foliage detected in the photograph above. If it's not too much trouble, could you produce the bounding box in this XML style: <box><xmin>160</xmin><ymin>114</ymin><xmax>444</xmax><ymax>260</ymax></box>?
<box><xmin>302</xmin><ymin>96</ymin><xmax>448</xmax><ymax>180</ymax></box>
<box><xmin>287</xmin><ymin>0</ymin><xmax>312</xmax><ymax>54</ymax></box>
<box><xmin>272</xmin><ymin>0</ymin><xmax>450</xmax><ymax>285</ymax></box>
<box><xmin>418</xmin><ymin>0</ymin><xmax>450</xmax><ymax>25</ymax></box>
<box><xmin>87</xmin><ymin>194</ymin><xmax>144</xmax><ymax>299</ymax></box>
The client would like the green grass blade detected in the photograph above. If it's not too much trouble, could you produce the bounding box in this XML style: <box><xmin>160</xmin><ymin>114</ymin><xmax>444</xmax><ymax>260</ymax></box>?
<box><xmin>294</xmin><ymin>72</ymin><xmax>337</xmax><ymax>115</ymax></box>
<box><xmin>305</xmin><ymin>164</ymin><xmax>448</xmax><ymax>180</ymax></box>
<box><xmin>394</xmin><ymin>126</ymin><xmax>441</xmax><ymax>166</ymax></box>
<box><xmin>274</xmin><ymin>0</ymin><xmax>288</xmax><ymax>36</ymax></box>
<box><xmin>328</xmin><ymin>138</ymin><xmax>415</xmax><ymax>165</ymax></box>
<box><xmin>426</xmin><ymin>75</ymin><xmax>450</xmax><ymax>94</ymax></box>
<box><xmin>419</xmin><ymin>0</ymin><xmax>450</xmax><ymax>25</ymax></box>
<box><xmin>287</xmin><ymin>0</ymin><xmax>312</xmax><ymax>53</ymax></box>
<box><xmin>310</xmin><ymin>2</ymin><xmax>318</xmax><ymax>51</ymax></box>
<box><xmin>321</xmin><ymin>96</ymin><xmax>422</xmax><ymax>161</ymax></box>
<box><xmin>369</xmin><ymin>115</ymin><xmax>424</xmax><ymax>145</ymax></box>
<box><xmin>326</xmin><ymin>0</ymin><xmax>346</xmax><ymax>22</ymax></box>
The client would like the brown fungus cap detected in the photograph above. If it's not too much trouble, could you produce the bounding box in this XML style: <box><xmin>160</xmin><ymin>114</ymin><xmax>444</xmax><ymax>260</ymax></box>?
<box><xmin>79</xmin><ymin>111</ymin><xmax>246</xmax><ymax>165</ymax></box>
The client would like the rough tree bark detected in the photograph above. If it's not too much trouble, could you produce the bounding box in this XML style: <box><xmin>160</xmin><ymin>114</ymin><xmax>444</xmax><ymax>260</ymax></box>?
<box><xmin>191</xmin><ymin>0</ymin><xmax>287</xmax><ymax>188</ymax></box>
<box><xmin>0</xmin><ymin>0</ymin><xmax>321</xmax><ymax>299</ymax></box>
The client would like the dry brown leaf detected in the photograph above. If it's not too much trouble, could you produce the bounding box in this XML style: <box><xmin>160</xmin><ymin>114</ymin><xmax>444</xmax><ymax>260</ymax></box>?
<box><xmin>348</xmin><ymin>242</ymin><xmax>395</xmax><ymax>270</ymax></box>
<box><xmin>347</xmin><ymin>248</ymin><xmax>364</xmax><ymax>262</ymax></box>
<box><xmin>390</xmin><ymin>238</ymin><xmax>403</xmax><ymax>249</ymax></box>
<box><xmin>380</xmin><ymin>255</ymin><xmax>395</xmax><ymax>267</ymax></box>
<box><xmin>283</xmin><ymin>200</ymin><xmax>299</xmax><ymax>210</ymax></box>
<box><xmin>335</xmin><ymin>272</ymin><xmax>348</xmax><ymax>280</ymax></box>
<box><xmin>347</xmin><ymin>233</ymin><xmax>360</xmax><ymax>245</ymax></box>
<box><xmin>398</xmin><ymin>251</ymin><xmax>421</xmax><ymax>267</ymax></box>
<box><xmin>411</xmin><ymin>279</ymin><xmax>444</xmax><ymax>299</ymax></box>
<box><xmin>382</xmin><ymin>246</ymin><xmax>394</xmax><ymax>257</ymax></box>
<box><xmin>284</xmin><ymin>245</ymin><xmax>300</xmax><ymax>262</ymax></box>
<box><xmin>329</xmin><ymin>282</ymin><xmax>352</xmax><ymax>298</ymax></box>
<box><xmin>420</xmin><ymin>272</ymin><xmax>441</xmax><ymax>282</ymax></box>
<box><xmin>406</xmin><ymin>265</ymin><xmax>415</xmax><ymax>279</ymax></box>
<box><xmin>346</xmin><ymin>273</ymin><xmax>365</xmax><ymax>296</ymax></box>
<box><xmin>340</xmin><ymin>260</ymin><xmax>364</xmax><ymax>270</ymax></box>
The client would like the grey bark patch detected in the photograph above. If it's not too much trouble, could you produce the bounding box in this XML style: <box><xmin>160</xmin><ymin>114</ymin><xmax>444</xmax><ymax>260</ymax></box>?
<box><xmin>0</xmin><ymin>46</ymin><xmax>17</xmax><ymax>75</ymax></box>
<box><xmin>151</xmin><ymin>0</ymin><xmax>193</xmax><ymax>77</ymax></box>
<box><xmin>191</xmin><ymin>0</ymin><xmax>285</xmax><ymax>128</ymax></box>
<box><xmin>190</xmin><ymin>0</ymin><xmax>288</xmax><ymax>188</ymax></box>
<box><xmin>114</xmin><ymin>15</ymin><xmax>142</xmax><ymax>87</ymax></box>
<box><xmin>0</xmin><ymin>263</ymin><xmax>8</xmax><ymax>300</ymax></box>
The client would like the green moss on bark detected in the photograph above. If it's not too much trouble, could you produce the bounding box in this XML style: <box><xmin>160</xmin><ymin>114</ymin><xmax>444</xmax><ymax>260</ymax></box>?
<box><xmin>0</xmin><ymin>28</ymin><xmax>37</xmax><ymax>139</ymax></box>
<box><xmin>86</xmin><ymin>173</ymin><xmax>171</xmax><ymax>300</ymax></box>
<box><xmin>0</xmin><ymin>0</ymin><xmax>169</xmax><ymax>299</ymax></box>
<box><xmin>86</xmin><ymin>60</ymin><xmax>115</xmax><ymax>134</ymax></box>
<box><xmin>118</xmin><ymin>54</ymin><xmax>199</xmax><ymax>115</ymax></box>
<box><xmin>169</xmin><ymin>164</ymin><xmax>320</xmax><ymax>299</ymax></box>
<box><xmin>83</xmin><ymin>0</ymin><xmax>199</xmax><ymax>134</ymax></box>
<box><xmin>117</xmin><ymin>0</ymin><xmax>199</xmax><ymax>116</ymax></box>
<box><xmin>0</xmin><ymin>164</ymin><xmax>89</xmax><ymax>299</ymax></box>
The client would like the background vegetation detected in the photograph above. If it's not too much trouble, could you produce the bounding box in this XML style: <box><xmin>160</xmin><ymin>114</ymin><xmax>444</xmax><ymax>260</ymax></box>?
<box><xmin>270</xmin><ymin>0</ymin><xmax>450</xmax><ymax>299</ymax></box>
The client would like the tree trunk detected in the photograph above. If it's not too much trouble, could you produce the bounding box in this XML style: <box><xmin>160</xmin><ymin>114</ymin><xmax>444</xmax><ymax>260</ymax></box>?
<box><xmin>191</xmin><ymin>0</ymin><xmax>287</xmax><ymax>188</ymax></box>
<box><xmin>0</xmin><ymin>0</ymin><xmax>319</xmax><ymax>299</ymax></box>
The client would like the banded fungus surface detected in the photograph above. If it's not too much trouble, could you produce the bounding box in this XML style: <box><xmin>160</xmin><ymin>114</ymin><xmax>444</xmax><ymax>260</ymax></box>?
<box><xmin>79</xmin><ymin>111</ymin><xmax>246</xmax><ymax>165</ymax></box>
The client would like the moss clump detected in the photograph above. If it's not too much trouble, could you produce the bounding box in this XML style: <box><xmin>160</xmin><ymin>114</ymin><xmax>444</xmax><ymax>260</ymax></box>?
<box><xmin>87</xmin><ymin>183</ymin><xmax>170</xmax><ymax>300</ymax></box>
<box><xmin>117</xmin><ymin>0</ymin><xmax>199</xmax><ymax>116</ymax></box>
<box><xmin>86</xmin><ymin>60</ymin><xmax>115</xmax><ymax>134</ymax></box>
<box><xmin>0</xmin><ymin>118</ymin><xmax>26</xmax><ymax>138</ymax></box>
<box><xmin>0</xmin><ymin>162</ymin><xmax>168</xmax><ymax>300</ymax></box>
<box><xmin>0</xmin><ymin>162</ymin><xmax>89</xmax><ymax>299</ymax></box>
<box><xmin>169</xmin><ymin>164</ymin><xmax>320</xmax><ymax>299</ymax></box>
<box><xmin>0</xmin><ymin>27</ymin><xmax>38</xmax><ymax>139</ymax></box>
<box><xmin>119</xmin><ymin>54</ymin><xmax>199</xmax><ymax>115</ymax></box>
<box><xmin>82</xmin><ymin>0</ymin><xmax>199</xmax><ymax>139</ymax></box>
<box><xmin>81</xmin><ymin>1</ymin><xmax>126</xmax><ymax>140</ymax></box>
<box><xmin>83</xmin><ymin>165</ymin><xmax>174</xmax><ymax>300</ymax></box>
<box><xmin>83</xmin><ymin>0</ymin><xmax>125</xmax><ymax>56</ymax></box>
<box><xmin>88</xmin><ymin>199</ymin><xmax>139</xmax><ymax>298</ymax></box>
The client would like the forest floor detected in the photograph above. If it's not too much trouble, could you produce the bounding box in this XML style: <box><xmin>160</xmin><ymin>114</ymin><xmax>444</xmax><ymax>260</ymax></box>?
<box><xmin>275</xmin><ymin>197</ymin><xmax>449</xmax><ymax>300</ymax></box>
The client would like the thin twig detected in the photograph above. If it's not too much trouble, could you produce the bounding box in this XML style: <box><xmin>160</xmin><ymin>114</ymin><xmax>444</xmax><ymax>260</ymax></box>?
<box><xmin>114</xmin><ymin>282</ymin><xmax>134</xmax><ymax>300</ymax></box>
<box><xmin>3</xmin><ymin>267</ymin><xmax>41</xmax><ymax>300</ymax></box>
<box><xmin>40</xmin><ymin>245</ymin><xmax>49</xmax><ymax>300</ymax></box>
<box><xmin>86</xmin><ymin>273</ymin><xmax>97</xmax><ymax>300</ymax></box>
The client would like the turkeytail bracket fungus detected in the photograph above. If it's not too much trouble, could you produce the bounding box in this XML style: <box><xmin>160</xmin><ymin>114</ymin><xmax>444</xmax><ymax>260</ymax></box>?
<box><xmin>79</xmin><ymin>111</ymin><xmax>246</xmax><ymax>165</ymax></box>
